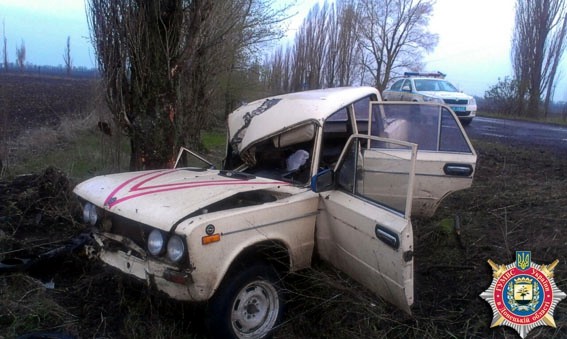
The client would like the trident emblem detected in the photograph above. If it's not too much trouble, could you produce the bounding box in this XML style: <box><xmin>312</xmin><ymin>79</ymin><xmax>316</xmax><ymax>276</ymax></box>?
<box><xmin>516</xmin><ymin>251</ymin><xmax>531</xmax><ymax>270</ymax></box>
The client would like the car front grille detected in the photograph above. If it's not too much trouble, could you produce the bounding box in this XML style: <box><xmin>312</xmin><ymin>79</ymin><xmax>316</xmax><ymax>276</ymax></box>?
<box><xmin>443</xmin><ymin>99</ymin><xmax>468</xmax><ymax>105</ymax></box>
<box><xmin>102</xmin><ymin>213</ymin><xmax>153</xmax><ymax>249</ymax></box>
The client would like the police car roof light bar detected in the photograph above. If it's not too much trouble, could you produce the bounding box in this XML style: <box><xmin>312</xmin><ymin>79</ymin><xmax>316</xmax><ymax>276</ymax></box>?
<box><xmin>404</xmin><ymin>71</ymin><xmax>446</xmax><ymax>79</ymax></box>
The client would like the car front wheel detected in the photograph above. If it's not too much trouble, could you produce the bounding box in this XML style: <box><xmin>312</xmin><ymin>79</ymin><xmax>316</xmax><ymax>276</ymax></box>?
<box><xmin>207</xmin><ymin>263</ymin><xmax>284</xmax><ymax>339</ymax></box>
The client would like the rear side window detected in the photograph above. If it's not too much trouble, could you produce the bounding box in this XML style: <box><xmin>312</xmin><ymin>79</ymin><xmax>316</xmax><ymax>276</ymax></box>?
<box><xmin>439</xmin><ymin>109</ymin><xmax>470</xmax><ymax>152</ymax></box>
<box><xmin>369</xmin><ymin>103</ymin><xmax>472</xmax><ymax>153</ymax></box>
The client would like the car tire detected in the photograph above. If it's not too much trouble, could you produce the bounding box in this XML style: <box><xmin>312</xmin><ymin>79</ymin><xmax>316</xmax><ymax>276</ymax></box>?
<box><xmin>207</xmin><ymin>262</ymin><xmax>284</xmax><ymax>339</ymax></box>
<box><xmin>460</xmin><ymin>118</ymin><xmax>472</xmax><ymax>126</ymax></box>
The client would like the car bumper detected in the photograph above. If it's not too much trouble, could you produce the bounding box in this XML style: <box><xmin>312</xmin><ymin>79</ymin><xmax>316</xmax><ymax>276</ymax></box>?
<box><xmin>455</xmin><ymin>111</ymin><xmax>475</xmax><ymax>119</ymax></box>
<box><xmin>449</xmin><ymin>105</ymin><xmax>476</xmax><ymax>119</ymax></box>
<box><xmin>87</xmin><ymin>232</ymin><xmax>208</xmax><ymax>302</ymax></box>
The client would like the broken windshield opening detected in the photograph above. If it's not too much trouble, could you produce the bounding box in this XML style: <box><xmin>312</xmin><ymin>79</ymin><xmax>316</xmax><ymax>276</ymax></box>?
<box><xmin>235</xmin><ymin>123</ymin><xmax>316</xmax><ymax>185</ymax></box>
<box><xmin>174</xmin><ymin>147</ymin><xmax>216</xmax><ymax>169</ymax></box>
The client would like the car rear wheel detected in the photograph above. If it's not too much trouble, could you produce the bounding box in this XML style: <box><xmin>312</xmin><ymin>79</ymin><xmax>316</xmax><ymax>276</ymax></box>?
<box><xmin>207</xmin><ymin>263</ymin><xmax>284</xmax><ymax>339</ymax></box>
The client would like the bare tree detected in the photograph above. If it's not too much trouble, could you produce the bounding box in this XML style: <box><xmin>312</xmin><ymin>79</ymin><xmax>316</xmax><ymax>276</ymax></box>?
<box><xmin>170</xmin><ymin>0</ymin><xmax>289</xmax><ymax>152</ymax></box>
<box><xmin>290</xmin><ymin>2</ymin><xmax>332</xmax><ymax>91</ymax></box>
<box><xmin>330</xmin><ymin>0</ymin><xmax>361</xmax><ymax>87</ymax></box>
<box><xmin>88</xmin><ymin>0</ymin><xmax>199</xmax><ymax>170</ymax></box>
<box><xmin>88</xmin><ymin>0</ymin><xmax>286</xmax><ymax>170</ymax></box>
<box><xmin>263</xmin><ymin>45</ymin><xmax>294</xmax><ymax>94</ymax></box>
<box><xmin>208</xmin><ymin>1</ymin><xmax>290</xmax><ymax>117</ymax></box>
<box><xmin>358</xmin><ymin>0</ymin><xmax>438</xmax><ymax>92</ymax></box>
<box><xmin>2</xmin><ymin>20</ymin><xmax>7</xmax><ymax>72</ymax></box>
<box><xmin>15</xmin><ymin>39</ymin><xmax>25</xmax><ymax>71</ymax></box>
<box><xmin>63</xmin><ymin>36</ymin><xmax>72</xmax><ymax>76</ymax></box>
<box><xmin>512</xmin><ymin>0</ymin><xmax>567</xmax><ymax>117</ymax></box>
<box><xmin>263</xmin><ymin>0</ymin><xmax>436</xmax><ymax>94</ymax></box>
<box><xmin>298</xmin><ymin>0</ymin><xmax>361</xmax><ymax>89</ymax></box>
<box><xmin>542</xmin><ymin>8</ymin><xmax>567</xmax><ymax>116</ymax></box>
<box><xmin>264</xmin><ymin>46</ymin><xmax>286</xmax><ymax>93</ymax></box>
<box><xmin>337</xmin><ymin>1</ymin><xmax>361</xmax><ymax>86</ymax></box>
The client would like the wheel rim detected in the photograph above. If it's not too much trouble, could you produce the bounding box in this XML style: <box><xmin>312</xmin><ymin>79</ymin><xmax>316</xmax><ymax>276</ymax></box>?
<box><xmin>231</xmin><ymin>280</ymin><xmax>280</xmax><ymax>338</ymax></box>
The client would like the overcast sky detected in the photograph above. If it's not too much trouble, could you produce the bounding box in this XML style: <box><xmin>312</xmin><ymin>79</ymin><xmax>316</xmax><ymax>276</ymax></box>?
<box><xmin>1</xmin><ymin>0</ymin><xmax>94</xmax><ymax>68</ymax></box>
<box><xmin>425</xmin><ymin>0</ymin><xmax>516</xmax><ymax>94</ymax></box>
<box><xmin>1</xmin><ymin>0</ymin><xmax>566</xmax><ymax>100</ymax></box>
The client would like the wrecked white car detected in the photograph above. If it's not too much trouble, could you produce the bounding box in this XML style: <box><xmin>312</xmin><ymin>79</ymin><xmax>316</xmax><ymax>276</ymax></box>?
<box><xmin>74</xmin><ymin>87</ymin><xmax>477</xmax><ymax>338</ymax></box>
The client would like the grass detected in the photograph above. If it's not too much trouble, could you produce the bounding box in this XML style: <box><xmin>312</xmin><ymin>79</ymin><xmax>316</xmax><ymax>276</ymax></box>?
<box><xmin>3</xmin><ymin>112</ymin><xmax>129</xmax><ymax>180</ymax></box>
<box><xmin>201</xmin><ymin>129</ymin><xmax>226</xmax><ymax>149</ymax></box>
<box><xmin>8</xmin><ymin>130</ymin><xmax>126</xmax><ymax>179</ymax></box>
<box><xmin>3</xmin><ymin>115</ymin><xmax>227</xmax><ymax>181</ymax></box>
<box><xmin>0</xmin><ymin>274</ymin><xmax>79</xmax><ymax>337</ymax></box>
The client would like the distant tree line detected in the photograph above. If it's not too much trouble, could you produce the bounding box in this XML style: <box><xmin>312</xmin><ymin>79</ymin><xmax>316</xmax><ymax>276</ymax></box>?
<box><xmin>0</xmin><ymin>63</ymin><xmax>99</xmax><ymax>78</ymax></box>
<box><xmin>1</xmin><ymin>21</ymin><xmax>97</xmax><ymax>78</ymax></box>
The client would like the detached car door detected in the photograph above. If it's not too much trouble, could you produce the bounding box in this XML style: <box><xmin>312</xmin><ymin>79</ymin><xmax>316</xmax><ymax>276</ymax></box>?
<box><xmin>314</xmin><ymin>135</ymin><xmax>417</xmax><ymax>314</ymax></box>
<box><xmin>368</xmin><ymin>102</ymin><xmax>477</xmax><ymax>217</ymax></box>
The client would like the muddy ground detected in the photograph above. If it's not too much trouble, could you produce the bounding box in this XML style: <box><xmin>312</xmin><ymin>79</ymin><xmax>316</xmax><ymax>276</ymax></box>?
<box><xmin>1</xmin><ymin>74</ymin><xmax>566</xmax><ymax>338</ymax></box>
<box><xmin>0</xmin><ymin>73</ymin><xmax>97</xmax><ymax>139</ymax></box>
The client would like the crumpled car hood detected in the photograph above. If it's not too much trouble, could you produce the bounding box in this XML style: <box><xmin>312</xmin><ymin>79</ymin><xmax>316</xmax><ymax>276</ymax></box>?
<box><xmin>227</xmin><ymin>87</ymin><xmax>380</xmax><ymax>153</ymax></box>
<box><xmin>73</xmin><ymin>168</ymin><xmax>288</xmax><ymax>230</ymax></box>
<box><xmin>419</xmin><ymin>91</ymin><xmax>472</xmax><ymax>100</ymax></box>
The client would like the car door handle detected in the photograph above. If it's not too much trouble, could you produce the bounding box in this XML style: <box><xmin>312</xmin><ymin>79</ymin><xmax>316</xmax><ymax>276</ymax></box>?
<box><xmin>375</xmin><ymin>225</ymin><xmax>399</xmax><ymax>250</ymax></box>
<box><xmin>443</xmin><ymin>163</ymin><xmax>473</xmax><ymax>176</ymax></box>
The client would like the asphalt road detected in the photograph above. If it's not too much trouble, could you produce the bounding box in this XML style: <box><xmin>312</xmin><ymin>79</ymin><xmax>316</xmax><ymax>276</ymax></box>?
<box><xmin>465</xmin><ymin>116</ymin><xmax>567</xmax><ymax>152</ymax></box>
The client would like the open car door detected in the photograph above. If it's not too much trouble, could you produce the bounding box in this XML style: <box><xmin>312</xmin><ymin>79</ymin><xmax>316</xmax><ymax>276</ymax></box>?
<box><xmin>367</xmin><ymin>102</ymin><xmax>477</xmax><ymax>217</ymax></box>
<box><xmin>314</xmin><ymin>135</ymin><xmax>417</xmax><ymax>314</ymax></box>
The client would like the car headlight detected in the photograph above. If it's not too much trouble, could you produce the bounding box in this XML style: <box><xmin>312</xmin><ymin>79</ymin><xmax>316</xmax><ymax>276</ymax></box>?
<box><xmin>167</xmin><ymin>235</ymin><xmax>186</xmax><ymax>263</ymax></box>
<box><xmin>148</xmin><ymin>229</ymin><xmax>166</xmax><ymax>256</ymax></box>
<box><xmin>82</xmin><ymin>203</ymin><xmax>98</xmax><ymax>225</ymax></box>
<box><xmin>469</xmin><ymin>97</ymin><xmax>476</xmax><ymax>105</ymax></box>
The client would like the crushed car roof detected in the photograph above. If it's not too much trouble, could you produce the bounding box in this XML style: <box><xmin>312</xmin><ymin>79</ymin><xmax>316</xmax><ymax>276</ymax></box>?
<box><xmin>227</xmin><ymin>87</ymin><xmax>379</xmax><ymax>153</ymax></box>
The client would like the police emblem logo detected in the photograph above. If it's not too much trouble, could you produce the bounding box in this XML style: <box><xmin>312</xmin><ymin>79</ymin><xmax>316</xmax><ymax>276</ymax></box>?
<box><xmin>480</xmin><ymin>251</ymin><xmax>566</xmax><ymax>338</ymax></box>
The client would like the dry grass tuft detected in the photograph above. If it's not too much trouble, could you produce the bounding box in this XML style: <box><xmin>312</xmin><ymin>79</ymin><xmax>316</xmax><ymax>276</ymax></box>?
<box><xmin>0</xmin><ymin>274</ymin><xmax>79</xmax><ymax>338</ymax></box>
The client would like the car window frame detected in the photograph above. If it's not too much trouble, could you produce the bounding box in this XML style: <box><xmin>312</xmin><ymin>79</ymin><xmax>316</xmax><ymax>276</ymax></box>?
<box><xmin>390</xmin><ymin>79</ymin><xmax>404</xmax><ymax>91</ymax></box>
<box><xmin>402</xmin><ymin>79</ymin><xmax>412</xmax><ymax>92</ymax></box>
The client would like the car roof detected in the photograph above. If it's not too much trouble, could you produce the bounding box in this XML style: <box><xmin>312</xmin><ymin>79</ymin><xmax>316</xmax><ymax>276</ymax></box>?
<box><xmin>227</xmin><ymin>86</ymin><xmax>379</xmax><ymax>153</ymax></box>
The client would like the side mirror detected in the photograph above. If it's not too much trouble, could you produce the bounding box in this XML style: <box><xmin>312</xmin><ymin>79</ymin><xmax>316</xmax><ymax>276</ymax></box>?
<box><xmin>311</xmin><ymin>169</ymin><xmax>334</xmax><ymax>193</ymax></box>
<box><xmin>402</xmin><ymin>85</ymin><xmax>411</xmax><ymax>92</ymax></box>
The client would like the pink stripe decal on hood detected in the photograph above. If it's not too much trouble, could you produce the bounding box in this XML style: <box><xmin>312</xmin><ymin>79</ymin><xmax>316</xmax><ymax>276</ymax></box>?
<box><xmin>104</xmin><ymin>169</ymin><xmax>287</xmax><ymax>209</ymax></box>
<box><xmin>106</xmin><ymin>180</ymin><xmax>285</xmax><ymax>208</ymax></box>
<box><xmin>103</xmin><ymin>170</ymin><xmax>168</xmax><ymax>207</ymax></box>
